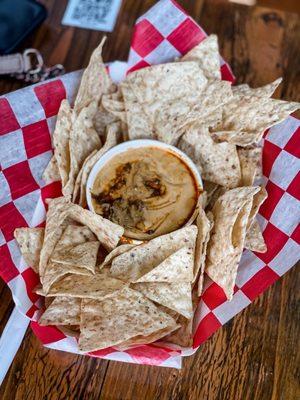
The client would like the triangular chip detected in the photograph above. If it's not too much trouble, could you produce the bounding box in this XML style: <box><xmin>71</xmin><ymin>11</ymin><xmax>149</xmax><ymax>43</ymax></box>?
<box><xmin>73</xmin><ymin>121</ymin><xmax>121</xmax><ymax>206</ymax></box>
<box><xmin>211</xmin><ymin>80</ymin><xmax>300</xmax><ymax>146</ymax></box>
<box><xmin>135</xmin><ymin>247</ymin><xmax>194</xmax><ymax>283</ymax></box>
<box><xmin>246</xmin><ymin>186</ymin><xmax>267</xmax><ymax>229</ymax></box>
<box><xmin>110</xmin><ymin>225</ymin><xmax>197</xmax><ymax>282</ymax></box>
<box><xmin>63</xmin><ymin>101</ymin><xmax>102</xmax><ymax>198</ymax></box>
<box><xmin>67</xmin><ymin>204</ymin><xmax>124</xmax><ymax>251</ymax></box>
<box><xmin>163</xmin><ymin>315</ymin><xmax>193</xmax><ymax>348</ymax></box>
<box><xmin>54</xmin><ymin>225</ymin><xmax>96</xmax><ymax>249</ymax></box>
<box><xmin>206</xmin><ymin>187</ymin><xmax>260</xmax><ymax>299</ymax></box>
<box><xmin>78</xmin><ymin>287</ymin><xmax>177</xmax><ymax>352</ymax></box>
<box><xmin>133</xmin><ymin>282</ymin><xmax>193</xmax><ymax>319</ymax></box>
<box><xmin>179</xmin><ymin>125</ymin><xmax>241</xmax><ymax>188</ymax></box>
<box><xmin>116</xmin><ymin>324</ymin><xmax>179</xmax><ymax>350</ymax></box>
<box><xmin>51</xmin><ymin>241</ymin><xmax>100</xmax><ymax>270</ymax></box>
<box><xmin>14</xmin><ymin>228</ymin><xmax>44</xmax><ymax>273</ymax></box>
<box><xmin>74</xmin><ymin>37</ymin><xmax>114</xmax><ymax>114</ymax></box>
<box><xmin>45</xmin><ymin>272</ymin><xmax>126</xmax><ymax>299</ymax></box>
<box><xmin>245</xmin><ymin>219</ymin><xmax>267</xmax><ymax>253</ymax></box>
<box><xmin>100</xmin><ymin>243</ymin><xmax>137</xmax><ymax>268</ymax></box>
<box><xmin>42</xmin><ymin>156</ymin><xmax>60</xmax><ymax>184</ymax></box>
<box><xmin>39</xmin><ymin>197</ymin><xmax>71</xmax><ymax>277</ymax></box>
<box><xmin>52</xmin><ymin>99</ymin><xmax>72</xmax><ymax>187</ymax></box>
<box><xmin>41</xmin><ymin>260</ymin><xmax>94</xmax><ymax>294</ymax></box>
<box><xmin>193</xmin><ymin>209</ymin><xmax>213</xmax><ymax>296</ymax></box>
<box><xmin>39</xmin><ymin>297</ymin><xmax>81</xmax><ymax>326</ymax></box>
<box><xmin>238</xmin><ymin>147</ymin><xmax>262</xmax><ymax>186</ymax></box>
<box><xmin>181</xmin><ymin>35</ymin><xmax>221</xmax><ymax>79</ymax></box>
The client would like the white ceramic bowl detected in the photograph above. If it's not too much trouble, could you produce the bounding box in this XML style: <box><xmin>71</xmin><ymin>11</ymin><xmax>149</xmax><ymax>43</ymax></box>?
<box><xmin>86</xmin><ymin>139</ymin><xmax>203</xmax><ymax>236</ymax></box>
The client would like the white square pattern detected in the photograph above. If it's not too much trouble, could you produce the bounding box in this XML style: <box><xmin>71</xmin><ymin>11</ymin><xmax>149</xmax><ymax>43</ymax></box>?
<box><xmin>213</xmin><ymin>290</ymin><xmax>251</xmax><ymax>325</ymax></box>
<box><xmin>145</xmin><ymin>40</ymin><xmax>181</xmax><ymax>65</ymax></box>
<box><xmin>140</xmin><ymin>0</ymin><xmax>186</xmax><ymax>37</ymax></box>
<box><xmin>269</xmin><ymin>239</ymin><xmax>300</xmax><ymax>276</ymax></box>
<box><xmin>0</xmin><ymin>129</ymin><xmax>27</xmax><ymax>169</ymax></box>
<box><xmin>269</xmin><ymin>150</ymin><xmax>299</xmax><ymax>190</ymax></box>
<box><xmin>14</xmin><ymin>190</ymin><xmax>41</xmax><ymax>227</ymax></box>
<box><xmin>270</xmin><ymin>192</ymin><xmax>300</xmax><ymax>236</ymax></box>
<box><xmin>266</xmin><ymin>116</ymin><xmax>300</xmax><ymax>149</ymax></box>
<box><xmin>235</xmin><ymin>250</ymin><xmax>266</xmax><ymax>287</ymax></box>
<box><xmin>0</xmin><ymin>172</ymin><xmax>12</xmax><ymax>207</ymax></box>
<box><xmin>28</xmin><ymin>151</ymin><xmax>53</xmax><ymax>188</ymax></box>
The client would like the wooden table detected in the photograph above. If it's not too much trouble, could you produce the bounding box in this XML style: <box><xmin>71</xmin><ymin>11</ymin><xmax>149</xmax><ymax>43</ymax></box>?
<box><xmin>0</xmin><ymin>1</ymin><xmax>299</xmax><ymax>399</ymax></box>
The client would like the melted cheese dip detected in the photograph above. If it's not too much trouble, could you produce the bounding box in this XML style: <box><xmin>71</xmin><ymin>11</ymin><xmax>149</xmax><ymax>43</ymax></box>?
<box><xmin>91</xmin><ymin>147</ymin><xmax>198</xmax><ymax>239</ymax></box>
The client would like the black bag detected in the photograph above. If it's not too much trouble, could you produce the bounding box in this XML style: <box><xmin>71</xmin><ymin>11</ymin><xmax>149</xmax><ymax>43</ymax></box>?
<box><xmin>0</xmin><ymin>0</ymin><xmax>47</xmax><ymax>54</ymax></box>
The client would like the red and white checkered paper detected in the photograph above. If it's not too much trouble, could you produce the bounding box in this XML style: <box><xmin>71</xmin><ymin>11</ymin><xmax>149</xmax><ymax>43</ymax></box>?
<box><xmin>0</xmin><ymin>0</ymin><xmax>299</xmax><ymax>369</ymax></box>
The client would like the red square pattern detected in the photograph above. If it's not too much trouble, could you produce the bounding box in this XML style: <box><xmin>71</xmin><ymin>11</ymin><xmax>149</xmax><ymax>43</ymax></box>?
<box><xmin>193</xmin><ymin>312</ymin><xmax>222</xmax><ymax>348</ymax></box>
<box><xmin>0</xmin><ymin>244</ymin><xmax>20</xmax><ymax>282</ymax></box>
<box><xmin>0</xmin><ymin>202</ymin><xmax>27</xmax><ymax>241</ymax></box>
<box><xmin>201</xmin><ymin>282</ymin><xmax>228</xmax><ymax>310</ymax></box>
<box><xmin>127</xmin><ymin>59</ymin><xmax>151</xmax><ymax>75</ymax></box>
<box><xmin>262</xmin><ymin>139</ymin><xmax>282</xmax><ymax>178</ymax></box>
<box><xmin>22</xmin><ymin>120</ymin><xmax>52</xmax><ymax>159</ymax></box>
<box><xmin>26</xmin><ymin>304</ymin><xmax>39</xmax><ymax>318</ymax></box>
<box><xmin>34</xmin><ymin>80</ymin><xmax>66</xmax><ymax>118</ymax></box>
<box><xmin>284</xmin><ymin>127</ymin><xmax>300</xmax><ymax>158</ymax></box>
<box><xmin>31</xmin><ymin>321</ymin><xmax>65</xmax><ymax>344</ymax></box>
<box><xmin>287</xmin><ymin>172</ymin><xmax>300</xmax><ymax>201</ymax></box>
<box><xmin>241</xmin><ymin>266</ymin><xmax>279</xmax><ymax>301</ymax></box>
<box><xmin>41</xmin><ymin>181</ymin><xmax>62</xmax><ymax>206</ymax></box>
<box><xmin>256</xmin><ymin>222</ymin><xmax>289</xmax><ymax>264</ymax></box>
<box><xmin>291</xmin><ymin>224</ymin><xmax>300</xmax><ymax>245</ymax></box>
<box><xmin>221</xmin><ymin>64</ymin><xmax>235</xmax><ymax>83</ymax></box>
<box><xmin>126</xmin><ymin>345</ymin><xmax>171</xmax><ymax>366</ymax></box>
<box><xmin>3</xmin><ymin>160</ymin><xmax>39</xmax><ymax>201</ymax></box>
<box><xmin>22</xmin><ymin>268</ymin><xmax>40</xmax><ymax>303</ymax></box>
<box><xmin>259</xmin><ymin>181</ymin><xmax>285</xmax><ymax>220</ymax></box>
<box><xmin>0</xmin><ymin>98</ymin><xmax>20</xmax><ymax>136</ymax></box>
<box><xmin>167</xmin><ymin>18</ymin><xmax>206</xmax><ymax>55</ymax></box>
<box><xmin>131</xmin><ymin>20</ymin><xmax>164</xmax><ymax>58</ymax></box>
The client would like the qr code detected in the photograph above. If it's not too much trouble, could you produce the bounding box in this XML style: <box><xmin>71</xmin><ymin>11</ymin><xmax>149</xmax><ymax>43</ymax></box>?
<box><xmin>72</xmin><ymin>0</ymin><xmax>112</xmax><ymax>23</ymax></box>
<box><xmin>62</xmin><ymin>0</ymin><xmax>121</xmax><ymax>31</ymax></box>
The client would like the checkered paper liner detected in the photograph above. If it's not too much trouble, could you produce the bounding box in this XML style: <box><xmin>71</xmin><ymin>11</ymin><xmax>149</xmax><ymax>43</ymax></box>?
<box><xmin>0</xmin><ymin>0</ymin><xmax>299</xmax><ymax>369</ymax></box>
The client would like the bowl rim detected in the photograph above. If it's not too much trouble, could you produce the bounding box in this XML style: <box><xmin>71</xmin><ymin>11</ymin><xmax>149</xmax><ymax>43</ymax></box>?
<box><xmin>86</xmin><ymin>139</ymin><xmax>203</xmax><ymax>225</ymax></box>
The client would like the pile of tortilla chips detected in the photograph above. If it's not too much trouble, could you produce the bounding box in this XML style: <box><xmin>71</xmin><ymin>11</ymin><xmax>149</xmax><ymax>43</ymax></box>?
<box><xmin>14</xmin><ymin>35</ymin><xmax>299</xmax><ymax>351</ymax></box>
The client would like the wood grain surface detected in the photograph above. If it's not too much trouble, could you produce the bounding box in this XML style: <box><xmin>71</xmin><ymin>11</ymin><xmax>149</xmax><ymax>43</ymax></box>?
<box><xmin>0</xmin><ymin>1</ymin><xmax>299</xmax><ymax>399</ymax></box>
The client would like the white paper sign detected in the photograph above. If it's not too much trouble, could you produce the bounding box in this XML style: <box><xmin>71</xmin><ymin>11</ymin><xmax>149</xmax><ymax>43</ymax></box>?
<box><xmin>62</xmin><ymin>0</ymin><xmax>122</xmax><ymax>32</ymax></box>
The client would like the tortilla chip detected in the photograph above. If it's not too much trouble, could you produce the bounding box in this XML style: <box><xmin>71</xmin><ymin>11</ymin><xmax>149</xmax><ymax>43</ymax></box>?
<box><xmin>73</xmin><ymin>121</ymin><xmax>121</xmax><ymax>206</ymax></box>
<box><xmin>54</xmin><ymin>224</ymin><xmax>96</xmax><ymax>249</ymax></box>
<box><xmin>39</xmin><ymin>297</ymin><xmax>81</xmax><ymax>326</ymax></box>
<box><xmin>110</xmin><ymin>225</ymin><xmax>197</xmax><ymax>282</ymax></box>
<box><xmin>72</xmin><ymin>149</ymin><xmax>97</xmax><ymax>203</ymax></box>
<box><xmin>135</xmin><ymin>247</ymin><xmax>194</xmax><ymax>283</ymax></box>
<box><xmin>102</xmin><ymin>90</ymin><xmax>127</xmax><ymax>123</ymax></box>
<box><xmin>74</xmin><ymin>37</ymin><xmax>114</xmax><ymax>114</ymax></box>
<box><xmin>39</xmin><ymin>197</ymin><xmax>71</xmax><ymax>277</ymax></box>
<box><xmin>246</xmin><ymin>187</ymin><xmax>267</xmax><ymax>229</ymax></box>
<box><xmin>42</xmin><ymin>156</ymin><xmax>60</xmax><ymax>184</ymax></box>
<box><xmin>63</xmin><ymin>101</ymin><xmax>102</xmax><ymax>198</ymax></box>
<box><xmin>42</xmin><ymin>260</ymin><xmax>94</xmax><ymax>294</ymax></box>
<box><xmin>52</xmin><ymin>99</ymin><xmax>72</xmax><ymax>187</ymax></box>
<box><xmin>238</xmin><ymin>147</ymin><xmax>262</xmax><ymax>186</ymax></box>
<box><xmin>163</xmin><ymin>315</ymin><xmax>193</xmax><ymax>348</ymax></box>
<box><xmin>245</xmin><ymin>219</ymin><xmax>267</xmax><ymax>253</ymax></box>
<box><xmin>14</xmin><ymin>228</ymin><xmax>44</xmax><ymax>273</ymax></box>
<box><xmin>67</xmin><ymin>204</ymin><xmax>124</xmax><ymax>251</ymax></box>
<box><xmin>51</xmin><ymin>241</ymin><xmax>100</xmax><ymax>270</ymax></box>
<box><xmin>233</xmin><ymin>78</ymin><xmax>282</xmax><ymax>98</ymax></box>
<box><xmin>78</xmin><ymin>287</ymin><xmax>177</xmax><ymax>352</ymax></box>
<box><xmin>116</xmin><ymin>324</ymin><xmax>180</xmax><ymax>350</ymax></box>
<box><xmin>100</xmin><ymin>243</ymin><xmax>137</xmax><ymax>268</ymax></box>
<box><xmin>193</xmin><ymin>209</ymin><xmax>213</xmax><ymax>296</ymax></box>
<box><xmin>181</xmin><ymin>35</ymin><xmax>221</xmax><ymax>80</ymax></box>
<box><xmin>206</xmin><ymin>186</ymin><xmax>260</xmax><ymax>299</ymax></box>
<box><xmin>211</xmin><ymin>80</ymin><xmax>300</xmax><ymax>146</ymax></box>
<box><xmin>133</xmin><ymin>281</ymin><xmax>193</xmax><ymax>319</ymax></box>
<box><xmin>120</xmin><ymin>81</ymin><xmax>153</xmax><ymax>140</ymax></box>
<box><xmin>179</xmin><ymin>125</ymin><xmax>241</xmax><ymax>188</ymax></box>
<box><xmin>46</xmin><ymin>272</ymin><xmax>126</xmax><ymax>299</ymax></box>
